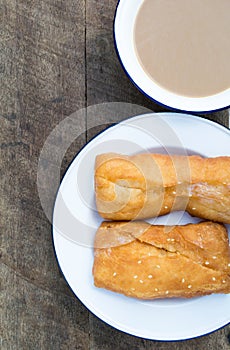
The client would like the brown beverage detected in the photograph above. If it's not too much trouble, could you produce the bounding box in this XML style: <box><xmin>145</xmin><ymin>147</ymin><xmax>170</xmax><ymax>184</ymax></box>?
<box><xmin>134</xmin><ymin>0</ymin><xmax>230</xmax><ymax>97</ymax></box>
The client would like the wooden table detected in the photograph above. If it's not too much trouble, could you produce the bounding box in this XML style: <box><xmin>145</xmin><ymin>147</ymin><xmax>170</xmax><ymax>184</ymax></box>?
<box><xmin>1</xmin><ymin>1</ymin><xmax>229</xmax><ymax>348</ymax></box>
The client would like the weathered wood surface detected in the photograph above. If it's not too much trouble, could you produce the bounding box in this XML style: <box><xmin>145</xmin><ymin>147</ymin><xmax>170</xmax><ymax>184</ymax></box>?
<box><xmin>1</xmin><ymin>0</ymin><xmax>229</xmax><ymax>349</ymax></box>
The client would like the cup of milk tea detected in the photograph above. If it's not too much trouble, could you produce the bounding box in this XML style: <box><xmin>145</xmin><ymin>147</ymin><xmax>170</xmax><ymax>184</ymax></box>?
<box><xmin>114</xmin><ymin>0</ymin><xmax>230</xmax><ymax>112</ymax></box>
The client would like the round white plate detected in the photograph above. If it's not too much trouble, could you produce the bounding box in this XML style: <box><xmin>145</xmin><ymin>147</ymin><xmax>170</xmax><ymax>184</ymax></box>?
<box><xmin>114</xmin><ymin>0</ymin><xmax>230</xmax><ymax>112</ymax></box>
<box><xmin>53</xmin><ymin>113</ymin><xmax>230</xmax><ymax>341</ymax></box>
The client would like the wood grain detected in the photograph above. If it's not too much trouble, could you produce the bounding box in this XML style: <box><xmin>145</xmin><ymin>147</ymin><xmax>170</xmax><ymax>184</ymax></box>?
<box><xmin>1</xmin><ymin>0</ymin><xmax>229</xmax><ymax>349</ymax></box>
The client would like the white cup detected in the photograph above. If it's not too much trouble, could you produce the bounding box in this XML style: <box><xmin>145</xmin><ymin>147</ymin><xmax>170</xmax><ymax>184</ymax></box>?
<box><xmin>114</xmin><ymin>0</ymin><xmax>230</xmax><ymax>113</ymax></box>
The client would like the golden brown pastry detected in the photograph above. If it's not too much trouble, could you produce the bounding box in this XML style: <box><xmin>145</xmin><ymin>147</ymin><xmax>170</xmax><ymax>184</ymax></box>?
<box><xmin>93</xmin><ymin>221</ymin><xmax>230</xmax><ymax>299</ymax></box>
<box><xmin>95</xmin><ymin>153</ymin><xmax>230</xmax><ymax>223</ymax></box>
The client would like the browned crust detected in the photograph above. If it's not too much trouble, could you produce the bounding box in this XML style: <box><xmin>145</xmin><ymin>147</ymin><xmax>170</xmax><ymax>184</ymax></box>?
<box><xmin>95</xmin><ymin>153</ymin><xmax>230</xmax><ymax>222</ymax></box>
<box><xmin>93</xmin><ymin>221</ymin><xmax>230</xmax><ymax>299</ymax></box>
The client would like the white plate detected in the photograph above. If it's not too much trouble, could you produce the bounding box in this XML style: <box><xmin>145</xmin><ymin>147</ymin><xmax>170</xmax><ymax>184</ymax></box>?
<box><xmin>53</xmin><ymin>113</ymin><xmax>230</xmax><ymax>341</ymax></box>
<box><xmin>114</xmin><ymin>0</ymin><xmax>230</xmax><ymax>112</ymax></box>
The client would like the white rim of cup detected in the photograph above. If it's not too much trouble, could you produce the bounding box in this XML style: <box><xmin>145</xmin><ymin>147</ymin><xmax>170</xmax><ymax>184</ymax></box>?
<box><xmin>114</xmin><ymin>0</ymin><xmax>230</xmax><ymax>113</ymax></box>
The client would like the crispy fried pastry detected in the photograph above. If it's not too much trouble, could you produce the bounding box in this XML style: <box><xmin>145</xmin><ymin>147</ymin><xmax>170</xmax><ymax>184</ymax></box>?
<box><xmin>95</xmin><ymin>153</ymin><xmax>230</xmax><ymax>223</ymax></box>
<box><xmin>93</xmin><ymin>221</ymin><xmax>230</xmax><ymax>299</ymax></box>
